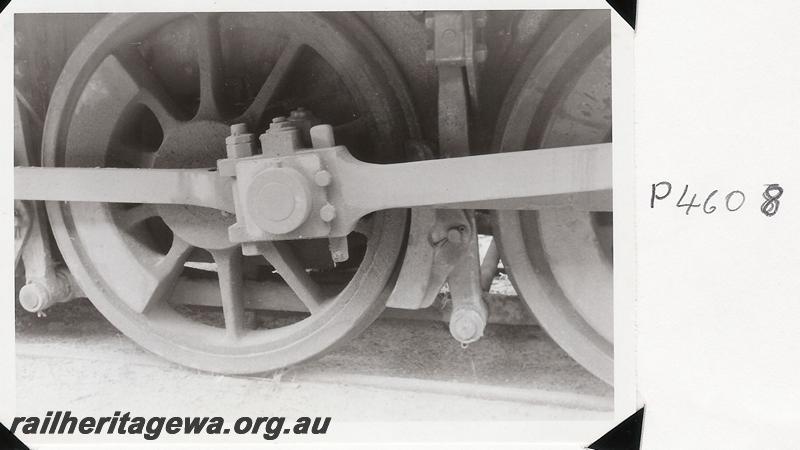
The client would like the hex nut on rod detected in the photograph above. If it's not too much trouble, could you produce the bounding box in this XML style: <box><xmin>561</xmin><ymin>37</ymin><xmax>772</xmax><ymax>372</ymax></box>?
<box><xmin>261</xmin><ymin>117</ymin><xmax>302</xmax><ymax>156</ymax></box>
<box><xmin>225</xmin><ymin>123</ymin><xmax>256</xmax><ymax>159</ymax></box>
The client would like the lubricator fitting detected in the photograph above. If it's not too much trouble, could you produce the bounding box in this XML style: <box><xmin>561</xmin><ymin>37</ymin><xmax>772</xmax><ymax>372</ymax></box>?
<box><xmin>310</xmin><ymin>124</ymin><xmax>336</xmax><ymax>149</ymax></box>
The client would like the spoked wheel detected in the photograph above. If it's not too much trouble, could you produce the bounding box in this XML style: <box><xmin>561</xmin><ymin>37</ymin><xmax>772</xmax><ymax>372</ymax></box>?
<box><xmin>492</xmin><ymin>11</ymin><xmax>613</xmax><ymax>384</ymax></box>
<box><xmin>43</xmin><ymin>13</ymin><xmax>416</xmax><ymax>374</ymax></box>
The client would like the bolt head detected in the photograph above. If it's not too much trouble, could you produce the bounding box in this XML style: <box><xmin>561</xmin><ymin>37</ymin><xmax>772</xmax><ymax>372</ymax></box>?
<box><xmin>441</xmin><ymin>28</ymin><xmax>457</xmax><ymax>41</ymax></box>
<box><xmin>447</xmin><ymin>227</ymin><xmax>464</xmax><ymax>243</ymax></box>
<box><xmin>314</xmin><ymin>170</ymin><xmax>332</xmax><ymax>187</ymax></box>
<box><xmin>320</xmin><ymin>204</ymin><xmax>336</xmax><ymax>222</ymax></box>
<box><xmin>425</xmin><ymin>49</ymin><xmax>435</xmax><ymax>62</ymax></box>
<box><xmin>290</xmin><ymin>108</ymin><xmax>308</xmax><ymax>119</ymax></box>
<box><xmin>475</xmin><ymin>12</ymin><xmax>488</xmax><ymax>28</ymax></box>
<box><xmin>267</xmin><ymin>119</ymin><xmax>297</xmax><ymax>134</ymax></box>
<box><xmin>475</xmin><ymin>44</ymin><xmax>488</xmax><ymax>63</ymax></box>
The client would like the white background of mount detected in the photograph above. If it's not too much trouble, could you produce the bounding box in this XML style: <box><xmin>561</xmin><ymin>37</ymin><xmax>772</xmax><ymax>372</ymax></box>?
<box><xmin>4</xmin><ymin>0</ymin><xmax>799</xmax><ymax>449</ymax></box>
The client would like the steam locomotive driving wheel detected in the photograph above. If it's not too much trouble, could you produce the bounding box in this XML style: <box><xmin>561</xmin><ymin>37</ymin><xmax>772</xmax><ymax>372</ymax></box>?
<box><xmin>42</xmin><ymin>13</ymin><xmax>415</xmax><ymax>373</ymax></box>
<box><xmin>493</xmin><ymin>12</ymin><xmax>614</xmax><ymax>384</ymax></box>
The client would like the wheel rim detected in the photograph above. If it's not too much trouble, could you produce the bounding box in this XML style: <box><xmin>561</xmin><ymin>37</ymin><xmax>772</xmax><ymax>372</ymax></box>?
<box><xmin>43</xmin><ymin>12</ymin><xmax>414</xmax><ymax>373</ymax></box>
<box><xmin>492</xmin><ymin>11</ymin><xmax>613</xmax><ymax>384</ymax></box>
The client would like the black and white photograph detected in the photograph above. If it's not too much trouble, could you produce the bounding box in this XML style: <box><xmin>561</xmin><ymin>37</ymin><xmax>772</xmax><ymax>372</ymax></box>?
<box><xmin>5</xmin><ymin>0</ymin><xmax>800</xmax><ymax>449</ymax></box>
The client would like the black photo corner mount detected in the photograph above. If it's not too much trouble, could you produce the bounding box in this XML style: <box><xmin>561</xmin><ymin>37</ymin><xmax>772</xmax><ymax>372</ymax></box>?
<box><xmin>606</xmin><ymin>0</ymin><xmax>637</xmax><ymax>29</ymax></box>
<box><xmin>0</xmin><ymin>0</ymin><xmax>9</xmax><ymax>15</ymax></box>
<box><xmin>587</xmin><ymin>406</ymin><xmax>644</xmax><ymax>450</ymax></box>
<box><xmin>0</xmin><ymin>422</ymin><xmax>31</xmax><ymax>450</ymax></box>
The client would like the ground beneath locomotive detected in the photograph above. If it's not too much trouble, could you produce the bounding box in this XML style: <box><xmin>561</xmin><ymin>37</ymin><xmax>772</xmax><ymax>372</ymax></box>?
<box><xmin>15</xmin><ymin>297</ymin><xmax>613</xmax><ymax>420</ymax></box>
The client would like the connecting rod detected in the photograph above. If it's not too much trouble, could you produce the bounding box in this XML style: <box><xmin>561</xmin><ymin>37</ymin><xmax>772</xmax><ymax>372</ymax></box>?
<box><xmin>15</xmin><ymin>142</ymin><xmax>611</xmax><ymax>241</ymax></box>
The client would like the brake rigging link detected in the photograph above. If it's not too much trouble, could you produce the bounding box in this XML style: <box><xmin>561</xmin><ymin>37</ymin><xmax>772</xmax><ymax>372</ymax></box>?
<box><xmin>426</xmin><ymin>10</ymin><xmax>487</xmax><ymax>345</ymax></box>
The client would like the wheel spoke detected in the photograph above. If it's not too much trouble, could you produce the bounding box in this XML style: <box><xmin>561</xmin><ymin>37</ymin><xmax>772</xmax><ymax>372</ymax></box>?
<box><xmin>109</xmin><ymin>143</ymin><xmax>157</xmax><ymax>168</ymax></box>
<box><xmin>211</xmin><ymin>248</ymin><xmax>246</xmax><ymax>339</ymax></box>
<box><xmin>119</xmin><ymin>204</ymin><xmax>159</xmax><ymax>230</ymax></box>
<box><xmin>112</xmin><ymin>48</ymin><xmax>183</xmax><ymax>131</ymax></box>
<box><xmin>352</xmin><ymin>215</ymin><xmax>374</xmax><ymax>239</ymax></box>
<box><xmin>333</xmin><ymin>116</ymin><xmax>368</xmax><ymax>136</ymax></box>
<box><xmin>257</xmin><ymin>242</ymin><xmax>323</xmax><ymax>313</ymax></box>
<box><xmin>137</xmin><ymin>236</ymin><xmax>194</xmax><ymax>314</ymax></box>
<box><xmin>194</xmin><ymin>13</ymin><xmax>225</xmax><ymax>120</ymax></box>
<box><xmin>238</xmin><ymin>38</ymin><xmax>303</xmax><ymax>125</ymax></box>
<box><xmin>125</xmin><ymin>151</ymin><xmax>156</xmax><ymax>168</ymax></box>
